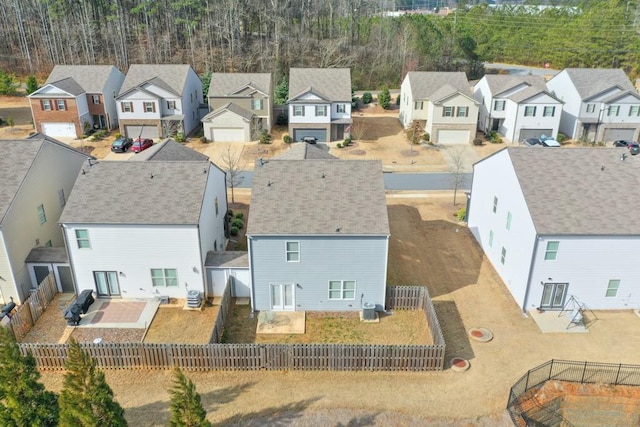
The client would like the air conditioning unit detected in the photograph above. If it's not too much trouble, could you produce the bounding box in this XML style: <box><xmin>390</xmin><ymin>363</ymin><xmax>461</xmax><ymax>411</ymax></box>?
<box><xmin>362</xmin><ymin>302</ymin><xmax>376</xmax><ymax>320</ymax></box>
<box><xmin>186</xmin><ymin>290</ymin><xmax>202</xmax><ymax>308</ymax></box>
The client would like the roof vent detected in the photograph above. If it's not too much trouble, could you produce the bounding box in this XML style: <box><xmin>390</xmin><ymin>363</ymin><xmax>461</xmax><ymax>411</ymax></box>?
<box><xmin>150</xmin><ymin>173</ymin><xmax>154</xmax><ymax>179</ymax></box>
<box><xmin>336</xmin><ymin>226</ymin><xmax>341</xmax><ymax>232</ymax></box>
<box><xmin>267</xmin><ymin>180</ymin><xmax>271</xmax><ymax>187</ymax></box>
<box><xmin>203</xmin><ymin>168</ymin><xmax>207</xmax><ymax>173</ymax></box>
<box><xmin>601</xmin><ymin>165</ymin><xmax>605</xmax><ymax>171</ymax></box>
<box><xmin>621</xmin><ymin>153</ymin><xmax>627</xmax><ymax>161</ymax></box>
<box><xmin>321</xmin><ymin>172</ymin><xmax>325</xmax><ymax>178</ymax></box>
<box><xmin>81</xmin><ymin>169</ymin><xmax>86</xmax><ymax>175</ymax></box>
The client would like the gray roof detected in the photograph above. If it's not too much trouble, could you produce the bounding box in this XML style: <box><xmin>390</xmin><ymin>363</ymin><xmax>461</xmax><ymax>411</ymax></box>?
<box><xmin>483</xmin><ymin>75</ymin><xmax>547</xmax><ymax>97</ymax></box>
<box><xmin>208</xmin><ymin>73</ymin><xmax>272</xmax><ymax>98</ymax></box>
<box><xmin>119</xmin><ymin>64</ymin><xmax>194</xmax><ymax>96</ymax></box>
<box><xmin>25</xmin><ymin>247</ymin><xmax>68</xmax><ymax>264</ymax></box>
<box><xmin>59</xmin><ymin>160</ymin><xmax>212</xmax><ymax>225</ymax></box>
<box><xmin>502</xmin><ymin>147</ymin><xmax>640</xmax><ymax>235</ymax></box>
<box><xmin>44</xmin><ymin>77</ymin><xmax>85</xmax><ymax>96</ymax></box>
<box><xmin>45</xmin><ymin>65</ymin><xmax>122</xmax><ymax>93</ymax></box>
<box><xmin>405</xmin><ymin>72</ymin><xmax>472</xmax><ymax>100</ymax></box>
<box><xmin>205</xmin><ymin>251</ymin><xmax>249</xmax><ymax>268</ymax></box>
<box><xmin>288</xmin><ymin>68</ymin><xmax>352</xmax><ymax>102</ymax></box>
<box><xmin>561</xmin><ymin>68</ymin><xmax>635</xmax><ymax>100</ymax></box>
<box><xmin>508</xmin><ymin>86</ymin><xmax>556</xmax><ymax>103</ymax></box>
<box><xmin>273</xmin><ymin>143</ymin><xmax>337</xmax><ymax>160</ymax></box>
<box><xmin>130</xmin><ymin>139</ymin><xmax>209</xmax><ymax>162</ymax></box>
<box><xmin>247</xmin><ymin>159</ymin><xmax>389</xmax><ymax>235</ymax></box>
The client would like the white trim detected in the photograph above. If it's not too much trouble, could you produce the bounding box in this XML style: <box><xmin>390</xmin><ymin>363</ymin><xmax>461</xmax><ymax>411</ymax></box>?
<box><xmin>285</xmin><ymin>241</ymin><xmax>300</xmax><ymax>262</ymax></box>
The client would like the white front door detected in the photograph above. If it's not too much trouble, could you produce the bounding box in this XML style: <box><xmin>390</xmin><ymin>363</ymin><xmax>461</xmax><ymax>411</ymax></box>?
<box><xmin>270</xmin><ymin>283</ymin><xmax>295</xmax><ymax>311</ymax></box>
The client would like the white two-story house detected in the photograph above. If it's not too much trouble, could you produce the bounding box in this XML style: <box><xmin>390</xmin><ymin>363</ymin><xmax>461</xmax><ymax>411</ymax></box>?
<box><xmin>474</xmin><ymin>75</ymin><xmax>563</xmax><ymax>142</ymax></box>
<box><xmin>287</xmin><ymin>68</ymin><xmax>352</xmax><ymax>142</ymax></box>
<box><xmin>399</xmin><ymin>72</ymin><xmax>479</xmax><ymax>144</ymax></box>
<box><xmin>547</xmin><ymin>68</ymin><xmax>640</xmax><ymax>142</ymax></box>
<box><xmin>116</xmin><ymin>64</ymin><xmax>203</xmax><ymax>140</ymax></box>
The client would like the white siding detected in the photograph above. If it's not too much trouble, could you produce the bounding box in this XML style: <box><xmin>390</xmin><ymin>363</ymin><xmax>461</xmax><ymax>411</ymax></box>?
<box><xmin>547</xmin><ymin>70</ymin><xmax>582</xmax><ymax>138</ymax></box>
<box><xmin>399</xmin><ymin>77</ymin><xmax>414</xmax><ymax>128</ymax></box>
<box><xmin>198</xmin><ymin>164</ymin><xmax>228</xmax><ymax>276</ymax></box>
<box><xmin>102</xmin><ymin>68</ymin><xmax>126</xmax><ymax>129</ymax></box>
<box><xmin>473</xmin><ymin>77</ymin><xmax>492</xmax><ymax>132</ymax></box>
<box><xmin>502</xmin><ymin>94</ymin><xmax>561</xmax><ymax>142</ymax></box>
<box><xmin>330</xmin><ymin>102</ymin><xmax>351</xmax><ymax>120</ymax></box>
<box><xmin>0</xmin><ymin>234</ymin><xmax>15</xmax><ymax>304</ymax></box>
<box><xmin>208</xmin><ymin>268</ymin><xmax>251</xmax><ymax>297</ymax></box>
<box><xmin>203</xmin><ymin>111</ymin><xmax>250</xmax><ymax>142</ymax></box>
<box><xmin>181</xmin><ymin>67</ymin><xmax>204</xmax><ymax>134</ymax></box>
<box><xmin>288</xmin><ymin>103</ymin><xmax>331</xmax><ymax>124</ymax></box>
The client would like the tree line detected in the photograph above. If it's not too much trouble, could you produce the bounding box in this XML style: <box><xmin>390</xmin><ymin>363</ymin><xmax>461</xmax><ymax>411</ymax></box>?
<box><xmin>0</xmin><ymin>0</ymin><xmax>638</xmax><ymax>89</ymax></box>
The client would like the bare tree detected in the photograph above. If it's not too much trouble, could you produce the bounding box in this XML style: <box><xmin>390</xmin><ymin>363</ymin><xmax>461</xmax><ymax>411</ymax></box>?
<box><xmin>408</xmin><ymin>120</ymin><xmax>423</xmax><ymax>157</ymax></box>
<box><xmin>220</xmin><ymin>146</ymin><xmax>245</xmax><ymax>204</ymax></box>
<box><xmin>447</xmin><ymin>146</ymin><xmax>467</xmax><ymax>206</ymax></box>
<box><xmin>349</xmin><ymin>118</ymin><xmax>367</xmax><ymax>141</ymax></box>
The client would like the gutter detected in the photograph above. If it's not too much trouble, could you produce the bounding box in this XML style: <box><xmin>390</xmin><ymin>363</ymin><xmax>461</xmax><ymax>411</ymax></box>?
<box><xmin>522</xmin><ymin>234</ymin><xmax>540</xmax><ymax>313</ymax></box>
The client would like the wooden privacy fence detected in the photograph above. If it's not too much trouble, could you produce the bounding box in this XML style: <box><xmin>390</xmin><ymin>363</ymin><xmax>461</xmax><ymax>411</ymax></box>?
<box><xmin>208</xmin><ymin>278</ymin><xmax>232</xmax><ymax>343</ymax></box>
<box><xmin>9</xmin><ymin>273</ymin><xmax>57</xmax><ymax>339</ymax></box>
<box><xmin>19</xmin><ymin>286</ymin><xmax>446</xmax><ymax>372</ymax></box>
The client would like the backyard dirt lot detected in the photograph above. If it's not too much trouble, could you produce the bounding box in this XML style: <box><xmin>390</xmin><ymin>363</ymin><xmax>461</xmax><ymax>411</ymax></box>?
<box><xmin>144</xmin><ymin>304</ymin><xmax>219</xmax><ymax>344</ymax></box>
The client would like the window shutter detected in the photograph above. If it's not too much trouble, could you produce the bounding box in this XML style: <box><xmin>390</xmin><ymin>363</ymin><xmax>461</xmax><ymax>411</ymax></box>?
<box><xmin>40</xmin><ymin>100</ymin><xmax>44</xmax><ymax>110</ymax></box>
<box><xmin>152</xmin><ymin>103</ymin><xmax>156</xmax><ymax>113</ymax></box>
<box><xmin>121</xmin><ymin>103</ymin><xmax>124</xmax><ymax>112</ymax></box>
<box><xmin>54</xmin><ymin>100</ymin><xmax>58</xmax><ymax>110</ymax></box>
<box><xmin>63</xmin><ymin>100</ymin><xmax>67</xmax><ymax>110</ymax></box>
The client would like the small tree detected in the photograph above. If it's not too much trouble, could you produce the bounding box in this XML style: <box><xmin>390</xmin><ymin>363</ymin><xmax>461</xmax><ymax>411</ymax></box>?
<box><xmin>349</xmin><ymin>118</ymin><xmax>367</xmax><ymax>141</ymax></box>
<box><xmin>0</xmin><ymin>70</ymin><xmax>17</xmax><ymax>95</ymax></box>
<box><xmin>274</xmin><ymin>76</ymin><xmax>288</xmax><ymax>105</ymax></box>
<box><xmin>26</xmin><ymin>75</ymin><xmax>38</xmax><ymax>94</ymax></box>
<box><xmin>0</xmin><ymin>327</ymin><xmax>59</xmax><ymax>426</ymax></box>
<box><xmin>258</xmin><ymin>129</ymin><xmax>272</xmax><ymax>144</ymax></box>
<box><xmin>200</xmin><ymin>71</ymin><xmax>212</xmax><ymax>103</ymax></box>
<box><xmin>362</xmin><ymin>92</ymin><xmax>372</xmax><ymax>104</ymax></box>
<box><xmin>169</xmin><ymin>369</ymin><xmax>210</xmax><ymax>427</ymax></box>
<box><xmin>59</xmin><ymin>339</ymin><xmax>127</xmax><ymax>427</ymax></box>
<box><xmin>448</xmin><ymin>146</ymin><xmax>467</xmax><ymax>206</ymax></box>
<box><xmin>378</xmin><ymin>87</ymin><xmax>391</xmax><ymax>110</ymax></box>
<box><xmin>220</xmin><ymin>146</ymin><xmax>245</xmax><ymax>203</ymax></box>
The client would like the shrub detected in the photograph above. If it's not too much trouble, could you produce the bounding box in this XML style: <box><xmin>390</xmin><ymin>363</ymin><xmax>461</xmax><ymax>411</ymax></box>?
<box><xmin>276</xmin><ymin>113</ymin><xmax>287</xmax><ymax>126</ymax></box>
<box><xmin>396</xmin><ymin>94</ymin><xmax>401</xmax><ymax>105</ymax></box>
<box><xmin>378</xmin><ymin>87</ymin><xmax>391</xmax><ymax>110</ymax></box>
<box><xmin>230</xmin><ymin>226</ymin><xmax>239</xmax><ymax>236</ymax></box>
<box><xmin>337</xmin><ymin>143</ymin><xmax>343</xmax><ymax>148</ymax></box>
<box><xmin>235</xmin><ymin>212</ymin><xmax>244</xmax><ymax>220</ymax></box>
<box><xmin>114</xmin><ymin>133</ymin><xmax>122</xmax><ymax>139</ymax></box>
<box><xmin>422</xmin><ymin>132</ymin><xmax>430</xmax><ymax>142</ymax></box>
<box><xmin>362</xmin><ymin>92</ymin><xmax>373</xmax><ymax>104</ymax></box>
<box><xmin>174</xmin><ymin>132</ymin><xmax>186</xmax><ymax>142</ymax></box>
<box><xmin>352</xmin><ymin>96</ymin><xmax>360</xmax><ymax>109</ymax></box>
<box><xmin>557</xmin><ymin>133</ymin><xmax>568</xmax><ymax>142</ymax></box>
<box><xmin>473</xmin><ymin>138</ymin><xmax>483</xmax><ymax>146</ymax></box>
<box><xmin>7</xmin><ymin>117</ymin><xmax>14</xmax><ymax>127</ymax></box>
<box><xmin>343</xmin><ymin>137</ymin><xmax>351</xmax><ymax>146</ymax></box>
<box><xmin>200</xmin><ymin>136</ymin><xmax>207</xmax><ymax>143</ymax></box>
<box><xmin>457</xmin><ymin>207</ymin><xmax>467</xmax><ymax>221</ymax></box>
<box><xmin>258</xmin><ymin>129</ymin><xmax>271</xmax><ymax>144</ymax></box>
<box><xmin>227</xmin><ymin>209</ymin><xmax>234</xmax><ymax>218</ymax></box>
<box><xmin>283</xmin><ymin>134</ymin><xmax>292</xmax><ymax>144</ymax></box>
<box><xmin>231</xmin><ymin>218</ymin><xmax>244</xmax><ymax>229</ymax></box>
<box><xmin>26</xmin><ymin>75</ymin><xmax>38</xmax><ymax>95</ymax></box>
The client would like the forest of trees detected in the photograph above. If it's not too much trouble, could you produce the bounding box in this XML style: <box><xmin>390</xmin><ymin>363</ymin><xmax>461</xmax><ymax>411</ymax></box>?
<box><xmin>0</xmin><ymin>0</ymin><xmax>639</xmax><ymax>89</ymax></box>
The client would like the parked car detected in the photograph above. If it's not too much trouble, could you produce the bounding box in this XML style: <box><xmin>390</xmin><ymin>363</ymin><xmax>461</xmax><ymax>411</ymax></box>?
<box><xmin>131</xmin><ymin>138</ymin><xmax>153</xmax><ymax>153</ymax></box>
<box><xmin>111</xmin><ymin>137</ymin><xmax>133</xmax><ymax>153</ymax></box>
<box><xmin>524</xmin><ymin>138</ymin><xmax>541</xmax><ymax>147</ymax></box>
<box><xmin>613</xmin><ymin>140</ymin><xmax>640</xmax><ymax>155</ymax></box>
<box><xmin>301</xmin><ymin>136</ymin><xmax>318</xmax><ymax>144</ymax></box>
<box><xmin>540</xmin><ymin>138</ymin><xmax>561</xmax><ymax>147</ymax></box>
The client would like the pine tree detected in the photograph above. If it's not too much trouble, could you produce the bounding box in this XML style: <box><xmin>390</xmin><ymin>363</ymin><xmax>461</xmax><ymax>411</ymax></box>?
<box><xmin>26</xmin><ymin>75</ymin><xmax>38</xmax><ymax>95</ymax></box>
<box><xmin>378</xmin><ymin>86</ymin><xmax>391</xmax><ymax>110</ymax></box>
<box><xmin>59</xmin><ymin>339</ymin><xmax>127</xmax><ymax>427</ymax></box>
<box><xmin>169</xmin><ymin>369</ymin><xmax>210</xmax><ymax>427</ymax></box>
<box><xmin>274</xmin><ymin>76</ymin><xmax>288</xmax><ymax>105</ymax></box>
<box><xmin>0</xmin><ymin>326</ymin><xmax>58</xmax><ymax>427</ymax></box>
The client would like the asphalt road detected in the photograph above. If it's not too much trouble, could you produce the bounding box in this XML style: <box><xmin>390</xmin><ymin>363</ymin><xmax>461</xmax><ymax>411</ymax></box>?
<box><xmin>484</xmin><ymin>62</ymin><xmax>560</xmax><ymax>77</ymax></box>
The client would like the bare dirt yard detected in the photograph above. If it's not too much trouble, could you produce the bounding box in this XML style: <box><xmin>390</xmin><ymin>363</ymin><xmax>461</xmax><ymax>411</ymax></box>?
<box><xmin>143</xmin><ymin>304</ymin><xmax>219</xmax><ymax>344</ymax></box>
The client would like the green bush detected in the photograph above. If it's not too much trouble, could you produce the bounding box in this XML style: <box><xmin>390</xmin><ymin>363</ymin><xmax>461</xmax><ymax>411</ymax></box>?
<box><xmin>259</xmin><ymin>129</ymin><xmax>271</xmax><ymax>144</ymax></box>
<box><xmin>230</xmin><ymin>226</ymin><xmax>239</xmax><ymax>236</ymax></box>
<box><xmin>276</xmin><ymin>113</ymin><xmax>287</xmax><ymax>125</ymax></box>
<box><xmin>114</xmin><ymin>132</ymin><xmax>122</xmax><ymax>139</ymax></box>
<box><xmin>343</xmin><ymin>137</ymin><xmax>351</xmax><ymax>147</ymax></box>
<box><xmin>283</xmin><ymin>134</ymin><xmax>292</xmax><ymax>144</ymax></box>
<box><xmin>26</xmin><ymin>75</ymin><xmax>38</xmax><ymax>95</ymax></box>
<box><xmin>231</xmin><ymin>218</ymin><xmax>244</xmax><ymax>229</ymax></box>
<box><xmin>235</xmin><ymin>212</ymin><xmax>244</xmax><ymax>220</ymax></box>
<box><xmin>227</xmin><ymin>209</ymin><xmax>234</xmax><ymax>217</ymax></box>
<box><xmin>200</xmin><ymin>136</ymin><xmax>207</xmax><ymax>143</ymax></box>
<box><xmin>174</xmin><ymin>132</ymin><xmax>186</xmax><ymax>142</ymax></box>
<box><xmin>352</xmin><ymin>96</ymin><xmax>360</xmax><ymax>109</ymax></box>
<box><xmin>423</xmin><ymin>132</ymin><xmax>430</xmax><ymax>142</ymax></box>
<box><xmin>7</xmin><ymin>117</ymin><xmax>14</xmax><ymax>128</ymax></box>
<box><xmin>457</xmin><ymin>207</ymin><xmax>467</xmax><ymax>221</ymax></box>
<box><xmin>378</xmin><ymin>87</ymin><xmax>391</xmax><ymax>110</ymax></box>
<box><xmin>362</xmin><ymin>92</ymin><xmax>373</xmax><ymax>104</ymax></box>
<box><xmin>557</xmin><ymin>133</ymin><xmax>568</xmax><ymax>142</ymax></box>
<box><xmin>396</xmin><ymin>94</ymin><xmax>401</xmax><ymax>105</ymax></box>
<box><xmin>337</xmin><ymin>143</ymin><xmax>343</xmax><ymax>148</ymax></box>
<box><xmin>473</xmin><ymin>138</ymin><xmax>483</xmax><ymax>146</ymax></box>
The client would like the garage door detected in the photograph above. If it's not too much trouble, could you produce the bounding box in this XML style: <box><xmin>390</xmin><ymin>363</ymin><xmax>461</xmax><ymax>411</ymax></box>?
<box><xmin>519</xmin><ymin>129</ymin><xmax>553</xmax><ymax>142</ymax></box>
<box><xmin>211</xmin><ymin>128</ymin><xmax>246</xmax><ymax>142</ymax></box>
<box><xmin>293</xmin><ymin>129</ymin><xmax>327</xmax><ymax>143</ymax></box>
<box><xmin>603</xmin><ymin>128</ymin><xmax>635</xmax><ymax>142</ymax></box>
<box><xmin>437</xmin><ymin>130</ymin><xmax>470</xmax><ymax>144</ymax></box>
<box><xmin>124</xmin><ymin>125</ymin><xmax>159</xmax><ymax>140</ymax></box>
<box><xmin>41</xmin><ymin>122</ymin><xmax>76</xmax><ymax>138</ymax></box>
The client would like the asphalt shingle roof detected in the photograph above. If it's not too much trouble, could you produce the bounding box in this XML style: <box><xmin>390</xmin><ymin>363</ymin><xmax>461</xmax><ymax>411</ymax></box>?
<box><xmin>288</xmin><ymin>68</ymin><xmax>352</xmax><ymax>102</ymax></box>
<box><xmin>25</xmin><ymin>247</ymin><xmax>68</xmax><ymax>263</ymax></box>
<box><xmin>119</xmin><ymin>64</ymin><xmax>193</xmax><ymax>96</ymax></box>
<box><xmin>208</xmin><ymin>73</ymin><xmax>272</xmax><ymax>97</ymax></box>
<box><xmin>406</xmin><ymin>72</ymin><xmax>472</xmax><ymax>100</ymax></box>
<box><xmin>205</xmin><ymin>251</ymin><xmax>249</xmax><ymax>268</ymax></box>
<box><xmin>45</xmin><ymin>65</ymin><xmax>121</xmax><ymax>93</ymax></box>
<box><xmin>560</xmin><ymin>68</ymin><xmax>635</xmax><ymax>100</ymax></box>
<box><xmin>44</xmin><ymin>77</ymin><xmax>85</xmax><ymax>96</ymax></box>
<box><xmin>59</xmin><ymin>160</ymin><xmax>211</xmax><ymax>225</ymax></box>
<box><xmin>130</xmin><ymin>139</ymin><xmax>209</xmax><ymax>162</ymax></box>
<box><xmin>483</xmin><ymin>75</ymin><xmax>546</xmax><ymax>97</ymax></box>
<box><xmin>505</xmin><ymin>147</ymin><xmax>640</xmax><ymax>235</ymax></box>
<box><xmin>247</xmin><ymin>159</ymin><xmax>389</xmax><ymax>235</ymax></box>
<box><xmin>272</xmin><ymin>143</ymin><xmax>337</xmax><ymax>160</ymax></box>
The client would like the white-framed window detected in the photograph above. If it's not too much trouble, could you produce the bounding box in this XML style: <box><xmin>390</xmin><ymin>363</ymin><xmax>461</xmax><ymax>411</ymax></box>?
<box><xmin>92</xmin><ymin>94</ymin><xmax>100</xmax><ymax>104</ymax></box>
<box><xmin>629</xmin><ymin>105</ymin><xmax>640</xmax><ymax>116</ymax></box>
<box><xmin>215</xmin><ymin>197</ymin><xmax>219</xmax><ymax>216</ymax></box>
<box><xmin>143</xmin><ymin>102</ymin><xmax>155</xmax><ymax>113</ymax></box>
<box><xmin>151</xmin><ymin>268</ymin><xmax>178</xmax><ymax>287</ymax></box>
<box><xmin>456</xmin><ymin>106</ymin><xmax>469</xmax><ymax>117</ymax></box>
<box><xmin>37</xmin><ymin>204</ymin><xmax>46</xmax><ymax>225</ymax></box>
<box><xmin>286</xmin><ymin>241</ymin><xmax>300</xmax><ymax>262</ymax></box>
<box><xmin>506</xmin><ymin>211</ymin><xmax>512</xmax><ymax>231</ymax></box>
<box><xmin>608</xmin><ymin>105</ymin><xmax>620</xmax><ymax>116</ymax></box>
<box><xmin>328</xmin><ymin>280</ymin><xmax>356</xmax><ymax>300</ymax></box>
<box><xmin>493</xmin><ymin>196</ymin><xmax>498</xmax><ymax>213</ymax></box>
<box><xmin>56</xmin><ymin>99</ymin><xmax>66</xmax><ymax>110</ymax></box>
<box><xmin>42</xmin><ymin>99</ymin><xmax>52</xmax><ymax>111</ymax></box>
<box><xmin>293</xmin><ymin>105</ymin><xmax>303</xmax><ymax>116</ymax></box>
<box><xmin>252</xmin><ymin>99</ymin><xmax>263</xmax><ymax>110</ymax></box>
<box><xmin>75</xmin><ymin>229</ymin><xmax>91</xmax><ymax>249</ymax></box>
<box><xmin>524</xmin><ymin>106</ymin><xmax>536</xmax><ymax>117</ymax></box>
<box><xmin>58</xmin><ymin>189</ymin><xmax>66</xmax><ymax>208</ymax></box>
<box><xmin>489</xmin><ymin>230</ymin><xmax>494</xmax><ymax>247</ymax></box>
<box><xmin>543</xmin><ymin>106</ymin><xmax>555</xmax><ymax>117</ymax></box>
<box><xmin>167</xmin><ymin>100</ymin><xmax>176</xmax><ymax>110</ymax></box>
<box><xmin>544</xmin><ymin>241</ymin><xmax>559</xmax><ymax>260</ymax></box>
<box><xmin>494</xmin><ymin>100</ymin><xmax>505</xmax><ymax>111</ymax></box>
<box><xmin>414</xmin><ymin>101</ymin><xmax>424</xmax><ymax>110</ymax></box>
<box><xmin>501</xmin><ymin>247</ymin><xmax>507</xmax><ymax>264</ymax></box>
<box><xmin>337</xmin><ymin>104</ymin><xmax>346</xmax><ymax>113</ymax></box>
<box><xmin>315</xmin><ymin>105</ymin><xmax>327</xmax><ymax>116</ymax></box>
<box><xmin>605</xmin><ymin>279</ymin><xmax>620</xmax><ymax>297</ymax></box>
<box><xmin>586</xmin><ymin>103</ymin><xmax>596</xmax><ymax>113</ymax></box>
<box><xmin>121</xmin><ymin>102</ymin><xmax>133</xmax><ymax>113</ymax></box>
<box><xmin>443</xmin><ymin>106</ymin><xmax>454</xmax><ymax>117</ymax></box>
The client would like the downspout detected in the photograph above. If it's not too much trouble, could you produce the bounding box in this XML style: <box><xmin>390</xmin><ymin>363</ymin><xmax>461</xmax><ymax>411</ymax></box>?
<box><xmin>522</xmin><ymin>234</ymin><xmax>540</xmax><ymax>313</ymax></box>
<box><xmin>382</xmin><ymin>234</ymin><xmax>390</xmax><ymax>310</ymax></box>
<box><xmin>247</xmin><ymin>236</ymin><xmax>256</xmax><ymax>316</ymax></box>
<box><xmin>60</xmin><ymin>224</ymin><xmax>79</xmax><ymax>295</ymax></box>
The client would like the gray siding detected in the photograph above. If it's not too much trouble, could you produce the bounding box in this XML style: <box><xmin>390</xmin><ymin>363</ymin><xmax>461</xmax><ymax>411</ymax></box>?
<box><xmin>249</xmin><ymin>235</ymin><xmax>388</xmax><ymax>311</ymax></box>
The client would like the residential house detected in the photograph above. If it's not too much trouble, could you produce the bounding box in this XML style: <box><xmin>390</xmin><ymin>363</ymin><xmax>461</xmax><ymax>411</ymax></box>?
<box><xmin>473</xmin><ymin>75</ymin><xmax>563</xmax><ymax>142</ymax></box>
<box><xmin>0</xmin><ymin>135</ymin><xmax>91</xmax><ymax>303</ymax></box>
<box><xmin>246</xmin><ymin>157</ymin><xmax>389</xmax><ymax>311</ymax></box>
<box><xmin>203</xmin><ymin>73</ymin><xmax>273</xmax><ymax>142</ymax></box>
<box><xmin>546</xmin><ymin>68</ymin><xmax>640</xmax><ymax>142</ymax></box>
<box><xmin>59</xmin><ymin>159</ymin><xmax>227</xmax><ymax>300</ymax></box>
<box><xmin>116</xmin><ymin>64</ymin><xmax>203</xmax><ymax>140</ymax></box>
<box><xmin>468</xmin><ymin>147</ymin><xmax>640</xmax><ymax>312</ymax></box>
<box><xmin>287</xmin><ymin>68</ymin><xmax>352</xmax><ymax>142</ymax></box>
<box><xmin>128</xmin><ymin>138</ymin><xmax>209</xmax><ymax>162</ymax></box>
<box><xmin>28</xmin><ymin>65</ymin><xmax>125</xmax><ymax>138</ymax></box>
<box><xmin>399</xmin><ymin>71</ymin><xmax>479</xmax><ymax>144</ymax></box>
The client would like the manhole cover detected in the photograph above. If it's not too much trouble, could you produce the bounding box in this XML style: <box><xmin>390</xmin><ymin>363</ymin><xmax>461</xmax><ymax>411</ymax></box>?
<box><xmin>469</xmin><ymin>327</ymin><xmax>493</xmax><ymax>342</ymax></box>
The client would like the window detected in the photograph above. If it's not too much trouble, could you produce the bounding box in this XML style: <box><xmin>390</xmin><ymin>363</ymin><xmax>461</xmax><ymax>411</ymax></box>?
<box><xmin>75</xmin><ymin>229</ymin><xmax>90</xmax><ymax>249</ymax></box>
<box><xmin>493</xmin><ymin>196</ymin><xmax>498</xmax><ymax>213</ymax></box>
<box><xmin>151</xmin><ymin>269</ymin><xmax>178</xmax><ymax>287</ymax></box>
<box><xmin>293</xmin><ymin>106</ymin><xmax>303</xmax><ymax>116</ymax></box>
<box><xmin>414</xmin><ymin>101</ymin><xmax>424</xmax><ymax>110</ymax></box>
<box><xmin>337</xmin><ymin>104</ymin><xmax>346</xmax><ymax>113</ymax></box>
<box><xmin>121</xmin><ymin>102</ymin><xmax>133</xmax><ymax>113</ymax></box>
<box><xmin>501</xmin><ymin>247</ymin><xmax>507</xmax><ymax>264</ymax></box>
<box><xmin>629</xmin><ymin>105</ymin><xmax>640</xmax><ymax>116</ymax></box>
<box><xmin>524</xmin><ymin>106</ymin><xmax>536</xmax><ymax>117</ymax></box>
<box><xmin>143</xmin><ymin>102</ymin><xmax>155</xmax><ymax>113</ymax></box>
<box><xmin>543</xmin><ymin>106</ymin><xmax>555</xmax><ymax>117</ymax></box>
<box><xmin>252</xmin><ymin>99</ymin><xmax>263</xmax><ymax>110</ymax></box>
<box><xmin>214</xmin><ymin>240</ymin><xmax>217</xmax><ymax>251</ymax></box>
<box><xmin>56</xmin><ymin>99</ymin><xmax>66</xmax><ymax>110</ymax></box>
<box><xmin>215</xmin><ymin>197</ymin><xmax>219</xmax><ymax>216</ymax></box>
<box><xmin>443</xmin><ymin>106</ymin><xmax>454</xmax><ymax>117</ymax></box>
<box><xmin>92</xmin><ymin>94</ymin><xmax>100</xmax><ymax>104</ymax></box>
<box><xmin>544</xmin><ymin>241</ymin><xmax>559</xmax><ymax>260</ymax></box>
<box><xmin>58</xmin><ymin>189</ymin><xmax>66</xmax><ymax>208</ymax></box>
<box><xmin>456</xmin><ymin>106</ymin><xmax>469</xmax><ymax>117</ymax></box>
<box><xmin>315</xmin><ymin>105</ymin><xmax>327</xmax><ymax>116</ymax></box>
<box><xmin>285</xmin><ymin>241</ymin><xmax>299</xmax><ymax>262</ymax></box>
<box><xmin>42</xmin><ymin>99</ymin><xmax>52</xmax><ymax>111</ymax></box>
<box><xmin>608</xmin><ymin>105</ymin><xmax>620</xmax><ymax>116</ymax></box>
<box><xmin>37</xmin><ymin>204</ymin><xmax>46</xmax><ymax>225</ymax></box>
<box><xmin>494</xmin><ymin>100</ymin><xmax>505</xmax><ymax>111</ymax></box>
<box><xmin>167</xmin><ymin>100</ymin><xmax>176</xmax><ymax>109</ymax></box>
<box><xmin>489</xmin><ymin>230</ymin><xmax>494</xmax><ymax>247</ymax></box>
<box><xmin>586</xmin><ymin>103</ymin><xmax>596</xmax><ymax>113</ymax></box>
<box><xmin>506</xmin><ymin>212</ymin><xmax>512</xmax><ymax>230</ymax></box>
<box><xmin>328</xmin><ymin>280</ymin><xmax>356</xmax><ymax>300</ymax></box>
<box><xmin>606</xmin><ymin>279</ymin><xmax>620</xmax><ymax>297</ymax></box>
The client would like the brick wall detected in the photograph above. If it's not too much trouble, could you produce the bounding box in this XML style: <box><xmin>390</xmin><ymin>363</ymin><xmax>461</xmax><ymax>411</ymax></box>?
<box><xmin>30</xmin><ymin>97</ymin><xmax>81</xmax><ymax>137</ymax></box>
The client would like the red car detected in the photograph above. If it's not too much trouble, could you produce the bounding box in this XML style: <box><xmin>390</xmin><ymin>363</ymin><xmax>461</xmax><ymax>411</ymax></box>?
<box><xmin>131</xmin><ymin>138</ymin><xmax>153</xmax><ymax>153</ymax></box>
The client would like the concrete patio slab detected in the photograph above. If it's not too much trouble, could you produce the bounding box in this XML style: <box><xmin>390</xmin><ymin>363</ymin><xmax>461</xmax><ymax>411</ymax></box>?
<box><xmin>78</xmin><ymin>298</ymin><xmax>160</xmax><ymax>329</ymax></box>
<box><xmin>528</xmin><ymin>309</ymin><xmax>590</xmax><ymax>333</ymax></box>
<box><xmin>256</xmin><ymin>311</ymin><xmax>305</xmax><ymax>334</ymax></box>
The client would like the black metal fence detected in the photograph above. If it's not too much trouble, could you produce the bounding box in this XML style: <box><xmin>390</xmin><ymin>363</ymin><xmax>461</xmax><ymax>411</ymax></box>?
<box><xmin>507</xmin><ymin>359</ymin><xmax>640</xmax><ymax>426</ymax></box>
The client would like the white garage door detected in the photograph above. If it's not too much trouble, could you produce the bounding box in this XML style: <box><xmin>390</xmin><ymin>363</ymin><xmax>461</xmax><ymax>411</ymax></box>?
<box><xmin>603</xmin><ymin>128</ymin><xmax>635</xmax><ymax>142</ymax></box>
<box><xmin>125</xmin><ymin>125</ymin><xmax>159</xmax><ymax>140</ymax></box>
<box><xmin>437</xmin><ymin>129</ymin><xmax>470</xmax><ymax>144</ymax></box>
<box><xmin>41</xmin><ymin>122</ymin><xmax>76</xmax><ymax>138</ymax></box>
<box><xmin>212</xmin><ymin>128</ymin><xmax>246</xmax><ymax>142</ymax></box>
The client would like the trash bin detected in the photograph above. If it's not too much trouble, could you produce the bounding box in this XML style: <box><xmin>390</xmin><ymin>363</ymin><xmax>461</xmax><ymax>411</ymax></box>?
<box><xmin>64</xmin><ymin>306</ymin><xmax>81</xmax><ymax>326</ymax></box>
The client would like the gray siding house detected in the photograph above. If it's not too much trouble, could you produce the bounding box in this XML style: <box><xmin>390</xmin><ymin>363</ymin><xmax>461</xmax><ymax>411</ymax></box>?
<box><xmin>247</xmin><ymin>157</ymin><xmax>389</xmax><ymax>312</ymax></box>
